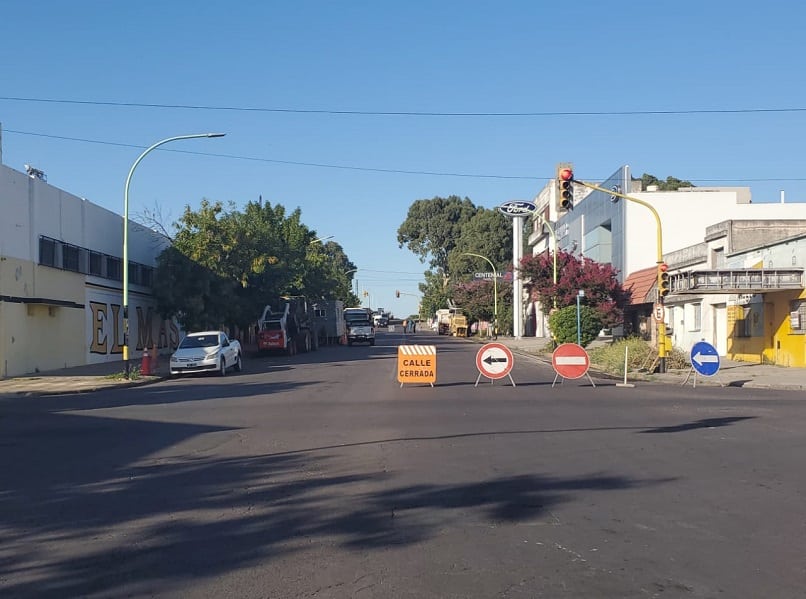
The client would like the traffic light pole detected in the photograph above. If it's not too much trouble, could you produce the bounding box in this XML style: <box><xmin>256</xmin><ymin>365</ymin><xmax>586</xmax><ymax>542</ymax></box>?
<box><xmin>573</xmin><ymin>180</ymin><xmax>668</xmax><ymax>373</ymax></box>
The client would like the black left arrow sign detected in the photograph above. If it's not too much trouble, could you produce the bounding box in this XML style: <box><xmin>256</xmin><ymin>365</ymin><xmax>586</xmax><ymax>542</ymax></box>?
<box><xmin>484</xmin><ymin>355</ymin><xmax>508</xmax><ymax>365</ymax></box>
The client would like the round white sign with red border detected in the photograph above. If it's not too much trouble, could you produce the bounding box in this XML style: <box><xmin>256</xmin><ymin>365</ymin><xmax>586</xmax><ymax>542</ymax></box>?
<box><xmin>476</xmin><ymin>342</ymin><xmax>514</xmax><ymax>379</ymax></box>
<box><xmin>552</xmin><ymin>343</ymin><xmax>590</xmax><ymax>379</ymax></box>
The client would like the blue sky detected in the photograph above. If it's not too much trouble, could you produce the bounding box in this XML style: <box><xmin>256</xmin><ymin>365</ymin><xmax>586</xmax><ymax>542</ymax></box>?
<box><xmin>2</xmin><ymin>1</ymin><xmax>805</xmax><ymax>318</ymax></box>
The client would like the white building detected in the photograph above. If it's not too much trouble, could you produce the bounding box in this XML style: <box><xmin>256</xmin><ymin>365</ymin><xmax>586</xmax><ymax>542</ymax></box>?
<box><xmin>0</xmin><ymin>155</ymin><xmax>174</xmax><ymax>378</ymax></box>
<box><xmin>526</xmin><ymin>165</ymin><xmax>806</xmax><ymax>352</ymax></box>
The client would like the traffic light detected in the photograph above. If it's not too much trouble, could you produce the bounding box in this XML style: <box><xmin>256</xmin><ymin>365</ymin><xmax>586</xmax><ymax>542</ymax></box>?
<box><xmin>396</xmin><ymin>290</ymin><xmax>400</xmax><ymax>298</ymax></box>
<box><xmin>658</xmin><ymin>263</ymin><xmax>670</xmax><ymax>298</ymax></box>
<box><xmin>558</xmin><ymin>167</ymin><xmax>574</xmax><ymax>211</ymax></box>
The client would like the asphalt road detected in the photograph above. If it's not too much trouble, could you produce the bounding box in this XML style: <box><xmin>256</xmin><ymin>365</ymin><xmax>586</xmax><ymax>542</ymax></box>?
<box><xmin>2</xmin><ymin>330</ymin><xmax>805</xmax><ymax>598</ymax></box>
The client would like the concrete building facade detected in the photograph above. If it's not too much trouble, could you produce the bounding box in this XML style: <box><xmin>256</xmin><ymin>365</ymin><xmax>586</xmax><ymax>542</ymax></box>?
<box><xmin>527</xmin><ymin>165</ymin><xmax>806</xmax><ymax>366</ymax></box>
<box><xmin>0</xmin><ymin>160</ymin><xmax>176</xmax><ymax>378</ymax></box>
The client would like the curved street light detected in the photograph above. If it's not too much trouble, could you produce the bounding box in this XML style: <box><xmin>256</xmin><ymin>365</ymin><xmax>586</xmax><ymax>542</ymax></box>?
<box><xmin>461</xmin><ymin>252</ymin><xmax>498</xmax><ymax>338</ymax></box>
<box><xmin>123</xmin><ymin>132</ymin><xmax>226</xmax><ymax>378</ymax></box>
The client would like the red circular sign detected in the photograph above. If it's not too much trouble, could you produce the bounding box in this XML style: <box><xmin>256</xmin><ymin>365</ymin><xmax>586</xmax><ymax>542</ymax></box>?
<box><xmin>476</xmin><ymin>343</ymin><xmax>514</xmax><ymax>379</ymax></box>
<box><xmin>551</xmin><ymin>343</ymin><xmax>590</xmax><ymax>379</ymax></box>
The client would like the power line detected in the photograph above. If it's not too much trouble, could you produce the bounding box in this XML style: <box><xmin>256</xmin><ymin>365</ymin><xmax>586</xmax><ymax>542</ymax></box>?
<box><xmin>2</xmin><ymin>95</ymin><xmax>806</xmax><ymax>117</ymax></box>
<box><xmin>3</xmin><ymin>128</ymin><xmax>540</xmax><ymax>180</ymax></box>
<box><xmin>5</xmin><ymin>128</ymin><xmax>806</xmax><ymax>183</ymax></box>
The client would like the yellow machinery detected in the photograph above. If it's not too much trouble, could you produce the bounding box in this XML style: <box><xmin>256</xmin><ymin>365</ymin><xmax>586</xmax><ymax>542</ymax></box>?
<box><xmin>449</xmin><ymin>313</ymin><xmax>468</xmax><ymax>337</ymax></box>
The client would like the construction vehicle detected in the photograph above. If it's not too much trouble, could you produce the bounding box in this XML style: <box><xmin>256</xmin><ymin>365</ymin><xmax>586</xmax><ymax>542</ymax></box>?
<box><xmin>449</xmin><ymin>311</ymin><xmax>469</xmax><ymax>337</ymax></box>
<box><xmin>257</xmin><ymin>295</ymin><xmax>318</xmax><ymax>355</ymax></box>
<box><xmin>436</xmin><ymin>302</ymin><xmax>468</xmax><ymax>336</ymax></box>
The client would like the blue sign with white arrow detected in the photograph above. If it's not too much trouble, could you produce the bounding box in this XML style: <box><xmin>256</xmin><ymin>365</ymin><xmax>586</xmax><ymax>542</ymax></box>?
<box><xmin>690</xmin><ymin>341</ymin><xmax>720</xmax><ymax>376</ymax></box>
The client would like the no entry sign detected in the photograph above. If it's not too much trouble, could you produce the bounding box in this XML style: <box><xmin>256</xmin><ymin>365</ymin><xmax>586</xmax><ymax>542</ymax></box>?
<box><xmin>552</xmin><ymin>343</ymin><xmax>590</xmax><ymax>379</ymax></box>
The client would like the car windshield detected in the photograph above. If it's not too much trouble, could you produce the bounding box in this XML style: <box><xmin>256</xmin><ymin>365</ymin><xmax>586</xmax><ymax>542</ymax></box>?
<box><xmin>178</xmin><ymin>335</ymin><xmax>220</xmax><ymax>349</ymax></box>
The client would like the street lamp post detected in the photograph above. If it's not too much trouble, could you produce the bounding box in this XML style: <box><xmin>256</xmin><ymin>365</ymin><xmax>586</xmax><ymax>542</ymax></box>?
<box><xmin>576</xmin><ymin>289</ymin><xmax>585</xmax><ymax>346</ymax></box>
<box><xmin>123</xmin><ymin>132</ymin><xmax>225</xmax><ymax>378</ymax></box>
<box><xmin>461</xmin><ymin>252</ymin><xmax>498</xmax><ymax>339</ymax></box>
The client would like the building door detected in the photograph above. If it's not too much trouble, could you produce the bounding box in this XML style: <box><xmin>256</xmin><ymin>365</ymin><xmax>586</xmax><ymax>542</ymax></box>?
<box><xmin>713</xmin><ymin>303</ymin><xmax>727</xmax><ymax>355</ymax></box>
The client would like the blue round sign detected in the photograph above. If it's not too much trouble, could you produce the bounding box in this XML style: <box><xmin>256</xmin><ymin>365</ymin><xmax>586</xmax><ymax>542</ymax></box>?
<box><xmin>690</xmin><ymin>341</ymin><xmax>720</xmax><ymax>376</ymax></box>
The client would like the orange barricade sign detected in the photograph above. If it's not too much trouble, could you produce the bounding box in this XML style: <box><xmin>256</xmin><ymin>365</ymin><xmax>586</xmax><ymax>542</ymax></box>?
<box><xmin>397</xmin><ymin>345</ymin><xmax>437</xmax><ymax>387</ymax></box>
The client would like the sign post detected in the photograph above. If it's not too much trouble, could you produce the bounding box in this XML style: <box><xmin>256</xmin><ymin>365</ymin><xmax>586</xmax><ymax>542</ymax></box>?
<box><xmin>475</xmin><ymin>342</ymin><xmax>515</xmax><ymax>387</ymax></box>
<box><xmin>682</xmin><ymin>341</ymin><xmax>723</xmax><ymax>388</ymax></box>
<box><xmin>551</xmin><ymin>343</ymin><xmax>596</xmax><ymax>388</ymax></box>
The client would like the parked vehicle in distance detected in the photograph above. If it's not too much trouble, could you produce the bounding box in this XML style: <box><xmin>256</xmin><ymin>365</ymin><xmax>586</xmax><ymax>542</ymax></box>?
<box><xmin>344</xmin><ymin>307</ymin><xmax>373</xmax><ymax>327</ymax></box>
<box><xmin>170</xmin><ymin>331</ymin><xmax>242</xmax><ymax>377</ymax></box>
<box><xmin>258</xmin><ymin>295</ymin><xmax>317</xmax><ymax>355</ymax></box>
<box><xmin>347</xmin><ymin>319</ymin><xmax>375</xmax><ymax>346</ymax></box>
<box><xmin>373</xmin><ymin>313</ymin><xmax>388</xmax><ymax>328</ymax></box>
<box><xmin>313</xmin><ymin>299</ymin><xmax>346</xmax><ymax>345</ymax></box>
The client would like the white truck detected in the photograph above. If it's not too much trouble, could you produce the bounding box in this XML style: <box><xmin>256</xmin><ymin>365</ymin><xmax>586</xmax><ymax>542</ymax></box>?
<box><xmin>347</xmin><ymin>318</ymin><xmax>375</xmax><ymax>346</ymax></box>
<box><xmin>170</xmin><ymin>331</ymin><xmax>242</xmax><ymax>377</ymax></box>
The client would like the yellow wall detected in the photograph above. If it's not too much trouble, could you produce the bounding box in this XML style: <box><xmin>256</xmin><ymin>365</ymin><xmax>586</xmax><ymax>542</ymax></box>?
<box><xmin>728</xmin><ymin>290</ymin><xmax>806</xmax><ymax>367</ymax></box>
<box><xmin>0</xmin><ymin>257</ymin><xmax>86</xmax><ymax>376</ymax></box>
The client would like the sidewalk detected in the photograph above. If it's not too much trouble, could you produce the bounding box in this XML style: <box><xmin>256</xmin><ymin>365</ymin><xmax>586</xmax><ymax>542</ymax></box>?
<box><xmin>1</xmin><ymin>337</ymin><xmax>805</xmax><ymax>397</ymax></box>
<box><xmin>0</xmin><ymin>357</ymin><xmax>169</xmax><ymax>397</ymax></box>
<box><xmin>488</xmin><ymin>335</ymin><xmax>806</xmax><ymax>391</ymax></box>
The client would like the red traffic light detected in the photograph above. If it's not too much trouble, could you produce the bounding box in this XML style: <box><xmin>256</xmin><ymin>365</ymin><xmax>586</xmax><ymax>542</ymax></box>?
<box><xmin>658</xmin><ymin>263</ymin><xmax>668</xmax><ymax>272</ymax></box>
<box><xmin>559</xmin><ymin>167</ymin><xmax>574</xmax><ymax>181</ymax></box>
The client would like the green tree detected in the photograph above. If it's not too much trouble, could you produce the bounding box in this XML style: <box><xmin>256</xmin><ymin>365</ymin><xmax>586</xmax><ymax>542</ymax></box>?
<box><xmin>397</xmin><ymin>195</ymin><xmax>481</xmax><ymax>273</ymax></box>
<box><xmin>548</xmin><ymin>305</ymin><xmax>603</xmax><ymax>347</ymax></box>
<box><xmin>636</xmin><ymin>173</ymin><xmax>695</xmax><ymax>191</ymax></box>
<box><xmin>447</xmin><ymin>208</ymin><xmax>513</xmax><ymax>275</ymax></box>
<box><xmin>153</xmin><ymin>198</ymin><xmax>355</xmax><ymax>331</ymax></box>
<box><xmin>451</xmin><ymin>278</ymin><xmax>513</xmax><ymax>335</ymax></box>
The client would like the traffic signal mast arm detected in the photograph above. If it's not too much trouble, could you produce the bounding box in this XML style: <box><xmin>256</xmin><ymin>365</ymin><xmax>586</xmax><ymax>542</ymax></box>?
<box><xmin>570</xmin><ymin>177</ymin><xmax>669</xmax><ymax>373</ymax></box>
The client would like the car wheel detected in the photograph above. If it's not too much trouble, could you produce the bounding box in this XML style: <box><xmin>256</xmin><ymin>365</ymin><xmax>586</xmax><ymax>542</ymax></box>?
<box><xmin>219</xmin><ymin>357</ymin><xmax>227</xmax><ymax>376</ymax></box>
<box><xmin>370</xmin><ymin>339</ymin><xmax>375</xmax><ymax>346</ymax></box>
<box><xmin>348</xmin><ymin>340</ymin><xmax>353</xmax><ymax>346</ymax></box>
<box><xmin>235</xmin><ymin>353</ymin><xmax>243</xmax><ymax>372</ymax></box>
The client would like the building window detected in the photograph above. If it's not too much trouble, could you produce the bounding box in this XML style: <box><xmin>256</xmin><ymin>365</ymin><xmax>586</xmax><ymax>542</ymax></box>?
<box><xmin>790</xmin><ymin>300</ymin><xmax>806</xmax><ymax>335</ymax></box>
<box><xmin>692</xmin><ymin>303</ymin><xmax>702</xmax><ymax>331</ymax></box>
<box><xmin>141</xmin><ymin>266</ymin><xmax>153</xmax><ymax>288</ymax></box>
<box><xmin>39</xmin><ymin>237</ymin><xmax>56</xmax><ymax>267</ymax></box>
<box><xmin>89</xmin><ymin>251</ymin><xmax>103</xmax><ymax>276</ymax></box>
<box><xmin>107</xmin><ymin>257</ymin><xmax>122</xmax><ymax>281</ymax></box>
<box><xmin>62</xmin><ymin>244</ymin><xmax>80</xmax><ymax>272</ymax></box>
<box><xmin>712</xmin><ymin>247</ymin><xmax>725</xmax><ymax>268</ymax></box>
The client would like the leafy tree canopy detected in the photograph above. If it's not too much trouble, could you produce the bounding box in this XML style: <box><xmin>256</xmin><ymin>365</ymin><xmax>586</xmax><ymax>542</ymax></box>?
<box><xmin>447</xmin><ymin>208</ymin><xmax>513</xmax><ymax>278</ymax></box>
<box><xmin>397</xmin><ymin>195</ymin><xmax>481</xmax><ymax>273</ymax></box>
<box><xmin>153</xmin><ymin>198</ymin><xmax>356</xmax><ymax>332</ymax></box>
<box><xmin>634</xmin><ymin>173</ymin><xmax>695</xmax><ymax>191</ymax></box>
<box><xmin>520</xmin><ymin>250</ymin><xmax>627</xmax><ymax>326</ymax></box>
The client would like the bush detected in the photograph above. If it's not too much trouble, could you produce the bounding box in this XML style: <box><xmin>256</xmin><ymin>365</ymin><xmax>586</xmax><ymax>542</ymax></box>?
<box><xmin>548</xmin><ymin>305</ymin><xmax>603</xmax><ymax>347</ymax></box>
<box><xmin>588</xmin><ymin>337</ymin><xmax>691</xmax><ymax>375</ymax></box>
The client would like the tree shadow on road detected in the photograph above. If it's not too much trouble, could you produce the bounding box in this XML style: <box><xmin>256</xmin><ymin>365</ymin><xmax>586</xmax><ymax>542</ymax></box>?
<box><xmin>0</xmin><ymin>410</ymin><xmax>673</xmax><ymax>597</ymax></box>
